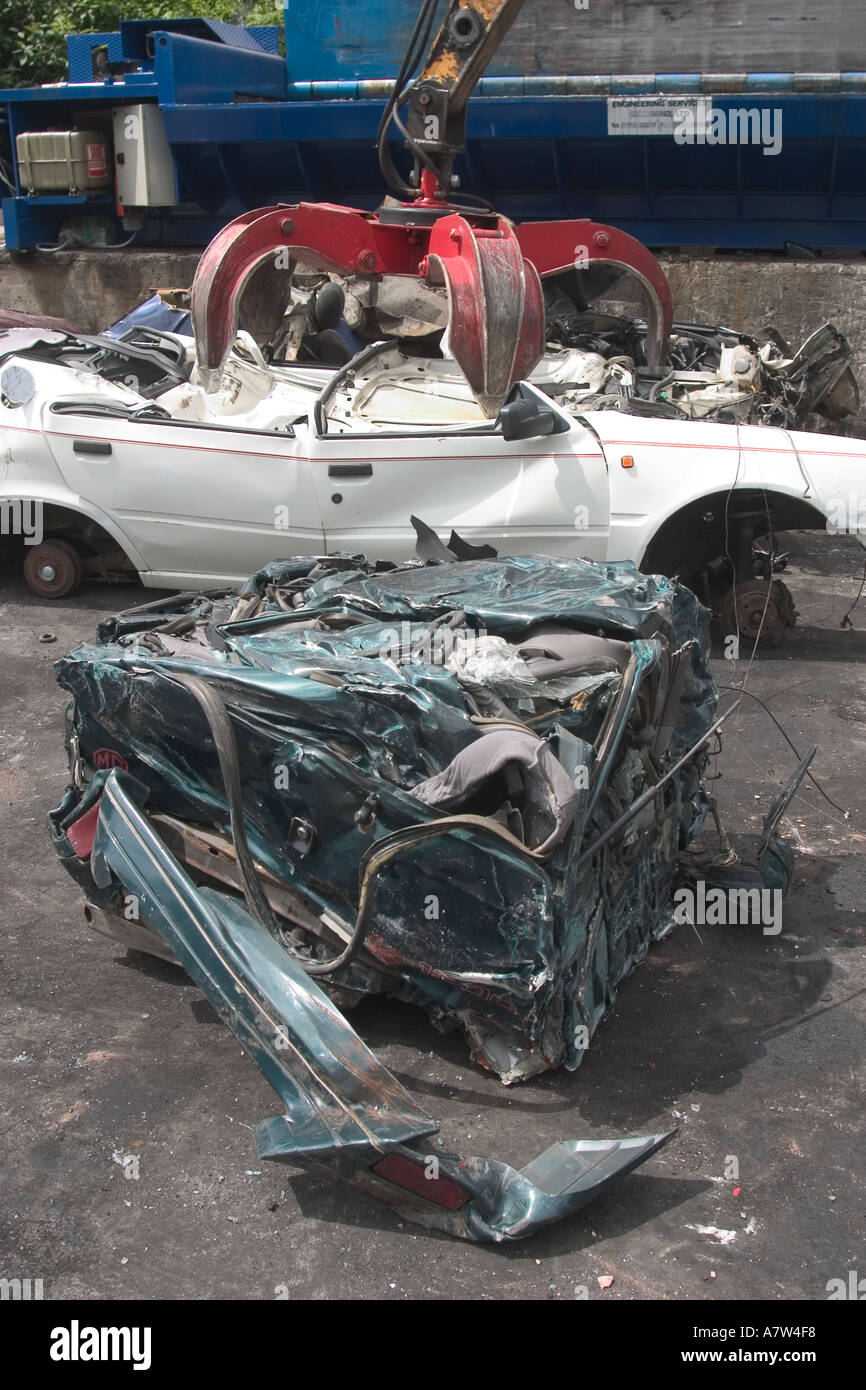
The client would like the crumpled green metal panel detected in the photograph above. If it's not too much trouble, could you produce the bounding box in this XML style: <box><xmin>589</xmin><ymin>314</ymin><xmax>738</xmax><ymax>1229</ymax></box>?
<box><xmin>51</xmin><ymin>548</ymin><xmax>791</xmax><ymax>1239</ymax></box>
<box><xmin>61</xmin><ymin>764</ymin><xmax>675</xmax><ymax>1242</ymax></box>
<box><xmin>54</xmin><ymin>551</ymin><xmax>717</xmax><ymax>1078</ymax></box>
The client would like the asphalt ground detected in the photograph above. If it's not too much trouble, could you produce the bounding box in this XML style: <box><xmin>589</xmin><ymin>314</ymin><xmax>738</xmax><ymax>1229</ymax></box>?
<box><xmin>1</xmin><ymin>530</ymin><xmax>864</xmax><ymax>1301</ymax></box>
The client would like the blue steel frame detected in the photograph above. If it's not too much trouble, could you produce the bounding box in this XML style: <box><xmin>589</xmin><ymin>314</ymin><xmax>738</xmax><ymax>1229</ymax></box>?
<box><xmin>2</xmin><ymin>21</ymin><xmax>866</xmax><ymax>251</ymax></box>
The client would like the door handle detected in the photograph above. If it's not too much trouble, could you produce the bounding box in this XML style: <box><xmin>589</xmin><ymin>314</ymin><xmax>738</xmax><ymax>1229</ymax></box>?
<box><xmin>73</xmin><ymin>440</ymin><xmax>112</xmax><ymax>457</ymax></box>
<box><xmin>327</xmin><ymin>463</ymin><xmax>372</xmax><ymax>478</ymax></box>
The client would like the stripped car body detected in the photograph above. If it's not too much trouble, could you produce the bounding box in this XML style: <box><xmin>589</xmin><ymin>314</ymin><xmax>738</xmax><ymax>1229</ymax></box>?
<box><xmin>1</xmin><ymin>309</ymin><xmax>864</xmax><ymax>653</ymax></box>
<box><xmin>50</xmin><ymin>546</ymin><xmax>806</xmax><ymax>1239</ymax></box>
<box><xmin>1</xmin><ymin>0</ymin><xmax>862</xmax><ymax>632</ymax></box>
<box><xmin>105</xmin><ymin>282</ymin><xmax>859</xmax><ymax>431</ymax></box>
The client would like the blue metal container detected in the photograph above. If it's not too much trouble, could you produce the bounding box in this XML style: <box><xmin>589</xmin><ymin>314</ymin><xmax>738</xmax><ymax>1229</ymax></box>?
<box><xmin>2</xmin><ymin>8</ymin><xmax>866</xmax><ymax>252</ymax></box>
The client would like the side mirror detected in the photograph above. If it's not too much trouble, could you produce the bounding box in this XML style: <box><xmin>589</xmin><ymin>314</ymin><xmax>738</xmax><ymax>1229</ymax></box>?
<box><xmin>499</xmin><ymin>398</ymin><xmax>557</xmax><ymax>441</ymax></box>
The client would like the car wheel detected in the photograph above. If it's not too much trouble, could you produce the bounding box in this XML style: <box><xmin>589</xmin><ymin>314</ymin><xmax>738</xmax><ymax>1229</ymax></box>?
<box><xmin>718</xmin><ymin>578</ymin><xmax>796</xmax><ymax>648</ymax></box>
<box><xmin>23</xmin><ymin>539</ymin><xmax>84</xmax><ymax>599</ymax></box>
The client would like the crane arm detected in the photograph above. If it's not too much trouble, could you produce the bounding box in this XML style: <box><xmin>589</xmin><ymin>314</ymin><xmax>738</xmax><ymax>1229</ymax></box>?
<box><xmin>378</xmin><ymin>0</ymin><xmax>528</xmax><ymax>203</ymax></box>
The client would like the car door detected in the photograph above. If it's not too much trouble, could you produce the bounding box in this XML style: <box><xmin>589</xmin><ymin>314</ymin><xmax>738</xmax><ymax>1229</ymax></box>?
<box><xmin>44</xmin><ymin>403</ymin><xmax>324</xmax><ymax>583</ymax></box>
<box><xmin>303</xmin><ymin>393</ymin><xmax>610</xmax><ymax>563</ymax></box>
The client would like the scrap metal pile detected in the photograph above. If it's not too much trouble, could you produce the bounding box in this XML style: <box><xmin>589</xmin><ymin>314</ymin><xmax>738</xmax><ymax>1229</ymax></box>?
<box><xmin>85</xmin><ymin>267</ymin><xmax>860</xmax><ymax>434</ymax></box>
<box><xmin>273</xmin><ymin>269</ymin><xmax>858</xmax><ymax>429</ymax></box>
<box><xmin>49</xmin><ymin>542</ymin><xmax>801</xmax><ymax>1239</ymax></box>
<box><xmin>540</xmin><ymin>300</ymin><xmax>858</xmax><ymax>428</ymax></box>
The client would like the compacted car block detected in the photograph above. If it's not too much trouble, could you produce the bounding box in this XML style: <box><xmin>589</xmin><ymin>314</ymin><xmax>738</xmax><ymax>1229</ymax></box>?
<box><xmin>49</xmin><ymin>545</ymin><xmax>806</xmax><ymax>1240</ymax></box>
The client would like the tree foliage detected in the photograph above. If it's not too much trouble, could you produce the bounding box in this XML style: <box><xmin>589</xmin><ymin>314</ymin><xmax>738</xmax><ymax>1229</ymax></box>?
<box><xmin>0</xmin><ymin>2</ymin><xmax>282</xmax><ymax>88</ymax></box>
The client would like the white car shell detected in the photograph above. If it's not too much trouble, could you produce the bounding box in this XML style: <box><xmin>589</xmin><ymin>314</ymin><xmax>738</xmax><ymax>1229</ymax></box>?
<box><xmin>1</xmin><ymin>343</ymin><xmax>864</xmax><ymax>592</ymax></box>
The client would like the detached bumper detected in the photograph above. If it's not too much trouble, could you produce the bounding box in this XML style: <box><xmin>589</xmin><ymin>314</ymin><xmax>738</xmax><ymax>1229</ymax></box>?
<box><xmin>72</xmin><ymin>769</ymin><xmax>673</xmax><ymax>1243</ymax></box>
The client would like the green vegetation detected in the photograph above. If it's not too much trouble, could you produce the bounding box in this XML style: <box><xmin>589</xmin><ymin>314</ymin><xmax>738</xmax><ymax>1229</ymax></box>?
<box><xmin>0</xmin><ymin>2</ymin><xmax>282</xmax><ymax>88</ymax></box>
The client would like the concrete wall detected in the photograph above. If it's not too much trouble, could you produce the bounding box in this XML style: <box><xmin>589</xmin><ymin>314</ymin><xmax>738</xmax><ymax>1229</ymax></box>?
<box><xmin>0</xmin><ymin>250</ymin><xmax>200</xmax><ymax>335</ymax></box>
<box><xmin>2</xmin><ymin>245</ymin><xmax>865</xmax><ymax>430</ymax></box>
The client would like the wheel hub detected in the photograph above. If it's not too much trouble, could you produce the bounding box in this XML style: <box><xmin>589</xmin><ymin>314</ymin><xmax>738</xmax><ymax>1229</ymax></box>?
<box><xmin>23</xmin><ymin>539</ymin><xmax>84</xmax><ymax>599</ymax></box>
<box><xmin>719</xmin><ymin>579</ymin><xmax>796</xmax><ymax>648</ymax></box>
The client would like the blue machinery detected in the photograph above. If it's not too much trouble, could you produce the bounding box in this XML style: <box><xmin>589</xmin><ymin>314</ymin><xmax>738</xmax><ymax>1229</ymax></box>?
<box><xmin>2</xmin><ymin>6</ymin><xmax>866</xmax><ymax>252</ymax></box>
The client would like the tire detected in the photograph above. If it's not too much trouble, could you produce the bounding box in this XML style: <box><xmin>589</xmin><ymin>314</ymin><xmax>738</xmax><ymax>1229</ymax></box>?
<box><xmin>23</xmin><ymin>539</ymin><xmax>84</xmax><ymax>598</ymax></box>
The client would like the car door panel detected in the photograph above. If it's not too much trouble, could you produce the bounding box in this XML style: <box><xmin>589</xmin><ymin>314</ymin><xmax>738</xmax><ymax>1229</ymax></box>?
<box><xmin>307</xmin><ymin>416</ymin><xmax>610</xmax><ymax>562</ymax></box>
<box><xmin>45</xmin><ymin>407</ymin><xmax>323</xmax><ymax>578</ymax></box>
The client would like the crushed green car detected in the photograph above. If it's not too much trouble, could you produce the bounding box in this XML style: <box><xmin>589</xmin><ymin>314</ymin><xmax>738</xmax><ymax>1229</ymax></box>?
<box><xmin>49</xmin><ymin>539</ymin><xmax>805</xmax><ymax>1241</ymax></box>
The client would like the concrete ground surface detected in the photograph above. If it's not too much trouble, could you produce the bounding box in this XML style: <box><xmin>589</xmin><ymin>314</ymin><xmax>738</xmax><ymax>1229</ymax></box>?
<box><xmin>0</xmin><ymin>530</ymin><xmax>864</xmax><ymax>1301</ymax></box>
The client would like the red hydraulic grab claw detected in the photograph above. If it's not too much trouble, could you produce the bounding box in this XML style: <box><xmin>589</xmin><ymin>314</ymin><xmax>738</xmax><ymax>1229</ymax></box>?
<box><xmin>514</xmin><ymin>219</ymin><xmax>673</xmax><ymax>370</ymax></box>
<box><xmin>424</xmin><ymin>214</ymin><xmax>544</xmax><ymax>416</ymax></box>
<box><xmin>190</xmin><ymin>202</ymin><xmax>422</xmax><ymax>391</ymax></box>
<box><xmin>190</xmin><ymin>202</ymin><xmax>673</xmax><ymax>413</ymax></box>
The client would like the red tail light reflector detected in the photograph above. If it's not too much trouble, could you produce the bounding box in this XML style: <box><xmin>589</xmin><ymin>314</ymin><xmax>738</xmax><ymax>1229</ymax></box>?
<box><xmin>66</xmin><ymin>800</ymin><xmax>101</xmax><ymax>858</ymax></box>
<box><xmin>371</xmin><ymin>1152</ymin><xmax>471</xmax><ymax>1210</ymax></box>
